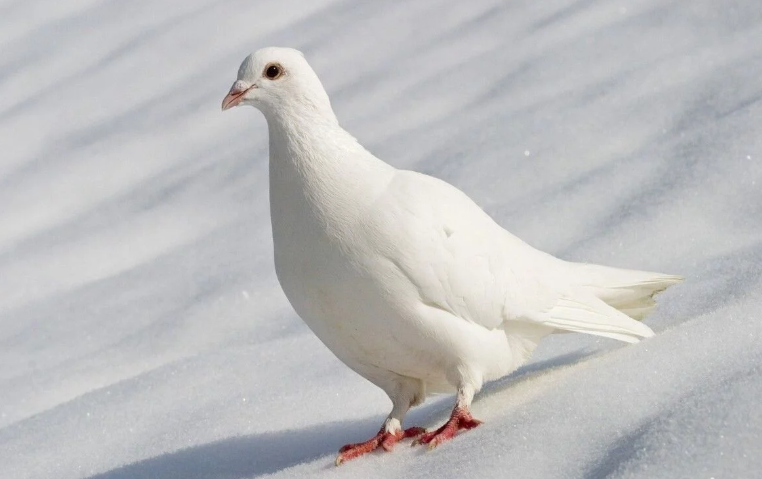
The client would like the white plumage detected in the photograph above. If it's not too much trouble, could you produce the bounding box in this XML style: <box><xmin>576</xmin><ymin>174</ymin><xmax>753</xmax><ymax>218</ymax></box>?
<box><xmin>221</xmin><ymin>47</ymin><xmax>682</xmax><ymax>463</ymax></box>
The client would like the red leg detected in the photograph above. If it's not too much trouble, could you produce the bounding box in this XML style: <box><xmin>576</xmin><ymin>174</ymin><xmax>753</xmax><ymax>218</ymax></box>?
<box><xmin>336</xmin><ymin>426</ymin><xmax>426</xmax><ymax>465</ymax></box>
<box><xmin>413</xmin><ymin>406</ymin><xmax>482</xmax><ymax>449</ymax></box>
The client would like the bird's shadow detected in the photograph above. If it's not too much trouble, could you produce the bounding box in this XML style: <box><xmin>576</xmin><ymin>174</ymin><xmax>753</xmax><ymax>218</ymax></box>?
<box><xmin>85</xmin><ymin>350</ymin><xmax>593</xmax><ymax>479</ymax></box>
<box><xmin>483</xmin><ymin>348</ymin><xmax>596</xmax><ymax>397</ymax></box>
<box><xmin>84</xmin><ymin>416</ymin><xmax>378</xmax><ymax>479</ymax></box>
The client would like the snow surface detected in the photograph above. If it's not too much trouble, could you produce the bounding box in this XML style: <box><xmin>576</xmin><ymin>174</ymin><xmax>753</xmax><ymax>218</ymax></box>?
<box><xmin>1</xmin><ymin>0</ymin><xmax>761</xmax><ymax>478</ymax></box>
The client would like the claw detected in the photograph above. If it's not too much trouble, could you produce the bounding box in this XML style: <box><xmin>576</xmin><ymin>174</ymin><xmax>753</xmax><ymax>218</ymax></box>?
<box><xmin>412</xmin><ymin>406</ymin><xmax>482</xmax><ymax>449</ymax></box>
<box><xmin>335</xmin><ymin>426</ymin><xmax>425</xmax><ymax>465</ymax></box>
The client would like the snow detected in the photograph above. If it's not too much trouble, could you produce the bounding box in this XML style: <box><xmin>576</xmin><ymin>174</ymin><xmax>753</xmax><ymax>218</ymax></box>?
<box><xmin>1</xmin><ymin>0</ymin><xmax>761</xmax><ymax>478</ymax></box>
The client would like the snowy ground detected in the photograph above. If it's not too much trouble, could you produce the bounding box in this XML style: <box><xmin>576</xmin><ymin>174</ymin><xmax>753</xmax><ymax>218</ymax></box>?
<box><xmin>1</xmin><ymin>0</ymin><xmax>761</xmax><ymax>478</ymax></box>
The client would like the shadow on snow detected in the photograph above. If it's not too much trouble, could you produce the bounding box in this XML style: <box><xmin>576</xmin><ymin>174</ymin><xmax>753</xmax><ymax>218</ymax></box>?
<box><xmin>85</xmin><ymin>349</ymin><xmax>593</xmax><ymax>479</ymax></box>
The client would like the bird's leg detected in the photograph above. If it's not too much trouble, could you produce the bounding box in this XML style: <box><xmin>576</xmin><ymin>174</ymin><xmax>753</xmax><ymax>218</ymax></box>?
<box><xmin>336</xmin><ymin>392</ymin><xmax>424</xmax><ymax>465</ymax></box>
<box><xmin>413</xmin><ymin>384</ymin><xmax>482</xmax><ymax>449</ymax></box>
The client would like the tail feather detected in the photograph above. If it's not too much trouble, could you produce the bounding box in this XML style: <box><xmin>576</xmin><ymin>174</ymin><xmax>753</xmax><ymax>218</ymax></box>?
<box><xmin>571</xmin><ymin>263</ymin><xmax>683</xmax><ymax>320</ymax></box>
<box><xmin>516</xmin><ymin>262</ymin><xmax>681</xmax><ymax>345</ymax></box>
<box><xmin>547</xmin><ymin>295</ymin><xmax>655</xmax><ymax>343</ymax></box>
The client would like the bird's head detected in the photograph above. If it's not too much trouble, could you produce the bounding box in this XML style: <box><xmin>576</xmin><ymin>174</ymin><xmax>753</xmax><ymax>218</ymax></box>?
<box><xmin>221</xmin><ymin>47</ymin><xmax>333</xmax><ymax>120</ymax></box>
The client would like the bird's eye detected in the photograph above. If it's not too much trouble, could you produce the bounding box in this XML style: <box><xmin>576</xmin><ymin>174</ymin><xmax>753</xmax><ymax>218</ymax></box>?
<box><xmin>264</xmin><ymin>64</ymin><xmax>283</xmax><ymax>80</ymax></box>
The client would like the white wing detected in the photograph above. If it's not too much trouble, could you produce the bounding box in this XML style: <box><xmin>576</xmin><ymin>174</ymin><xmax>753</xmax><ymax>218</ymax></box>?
<box><xmin>373</xmin><ymin>170</ymin><xmax>654</xmax><ymax>343</ymax></box>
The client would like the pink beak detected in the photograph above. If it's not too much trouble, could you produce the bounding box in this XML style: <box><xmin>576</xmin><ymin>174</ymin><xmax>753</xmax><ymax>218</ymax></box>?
<box><xmin>221</xmin><ymin>81</ymin><xmax>256</xmax><ymax>111</ymax></box>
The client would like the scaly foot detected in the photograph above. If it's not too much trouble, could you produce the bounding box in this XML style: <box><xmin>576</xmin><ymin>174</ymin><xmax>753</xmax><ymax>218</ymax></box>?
<box><xmin>336</xmin><ymin>426</ymin><xmax>426</xmax><ymax>465</ymax></box>
<box><xmin>412</xmin><ymin>407</ymin><xmax>482</xmax><ymax>449</ymax></box>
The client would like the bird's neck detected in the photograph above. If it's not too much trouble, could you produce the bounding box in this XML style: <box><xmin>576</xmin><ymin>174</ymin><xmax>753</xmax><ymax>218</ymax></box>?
<box><xmin>265</xmin><ymin>106</ymin><xmax>395</xmax><ymax>230</ymax></box>
<box><xmin>266</xmin><ymin>105</ymin><xmax>393</xmax><ymax>189</ymax></box>
<box><xmin>265</xmin><ymin>103</ymin><xmax>344</xmax><ymax>168</ymax></box>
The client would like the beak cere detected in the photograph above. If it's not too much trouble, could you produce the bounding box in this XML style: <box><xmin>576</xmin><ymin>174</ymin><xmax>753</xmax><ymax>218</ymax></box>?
<box><xmin>221</xmin><ymin>81</ymin><xmax>255</xmax><ymax>111</ymax></box>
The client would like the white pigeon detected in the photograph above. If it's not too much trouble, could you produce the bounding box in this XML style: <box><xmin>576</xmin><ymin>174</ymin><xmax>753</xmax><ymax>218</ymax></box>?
<box><xmin>221</xmin><ymin>47</ymin><xmax>682</xmax><ymax>465</ymax></box>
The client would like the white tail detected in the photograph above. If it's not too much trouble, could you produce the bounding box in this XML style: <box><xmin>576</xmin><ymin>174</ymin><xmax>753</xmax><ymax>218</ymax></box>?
<box><xmin>571</xmin><ymin>263</ymin><xmax>683</xmax><ymax>320</ymax></box>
